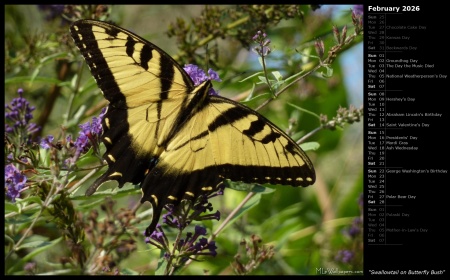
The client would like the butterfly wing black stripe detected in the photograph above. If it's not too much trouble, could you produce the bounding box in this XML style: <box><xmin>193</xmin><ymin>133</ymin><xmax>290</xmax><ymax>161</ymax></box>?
<box><xmin>70</xmin><ymin>20</ymin><xmax>315</xmax><ymax>237</ymax></box>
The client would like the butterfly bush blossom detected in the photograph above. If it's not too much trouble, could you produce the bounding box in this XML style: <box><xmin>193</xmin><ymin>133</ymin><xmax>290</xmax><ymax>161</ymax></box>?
<box><xmin>5</xmin><ymin>88</ymin><xmax>40</xmax><ymax>202</ymax></box>
<box><xmin>146</xmin><ymin>224</ymin><xmax>218</xmax><ymax>264</ymax></box>
<box><xmin>5</xmin><ymin>164</ymin><xmax>27</xmax><ymax>202</ymax></box>
<box><xmin>40</xmin><ymin>107</ymin><xmax>106</xmax><ymax>167</ymax></box>
<box><xmin>183</xmin><ymin>64</ymin><xmax>221</xmax><ymax>96</ymax></box>
<box><xmin>176</xmin><ymin>225</ymin><xmax>217</xmax><ymax>259</ymax></box>
<box><xmin>73</xmin><ymin>107</ymin><xmax>105</xmax><ymax>155</ymax></box>
<box><xmin>352</xmin><ymin>4</ymin><xmax>363</xmax><ymax>16</ymax></box>
<box><xmin>335</xmin><ymin>194</ymin><xmax>363</xmax><ymax>265</ymax></box>
<box><xmin>145</xmin><ymin>185</ymin><xmax>224</xmax><ymax>269</ymax></box>
<box><xmin>37</xmin><ymin>5</ymin><xmax>65</xmax><ymax>21</ymax></box>
<box><xmin>5</xmin><ymin>88</ymin><xmax>40</xmax><ymax>144</ymax></box>
<box><xmin>252</xmin><ymin>30</ymin><xmax>271</xmax><ymax>57</ymax></box>
<box><xmin>335</xmin><ymin>250</ymin><xmax>354</xmax><ymax>263</ymax></box>
<box><xmin>352</xmin><ymin>5</ymin><xmax>364</xmax><ymax>33</ymax></box>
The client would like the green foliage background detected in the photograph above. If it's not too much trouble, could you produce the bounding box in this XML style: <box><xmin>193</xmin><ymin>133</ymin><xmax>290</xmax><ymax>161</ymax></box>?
<box><xmin>5</xmin><ymin>5</ymin><xmax>363</xmax><ymax>275</ymax></box>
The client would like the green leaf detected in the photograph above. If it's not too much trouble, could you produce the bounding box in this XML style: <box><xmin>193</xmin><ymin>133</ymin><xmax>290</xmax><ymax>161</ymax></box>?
<box><xmin>7</xmin><ymin>237</ymin><xmax>63</xmax><ymax>274</ymax></box>
<box><xmin>258</xmin><ymin>57</ymin><xmax>264</xmax><ymax>68</ymax></box>
<box><xmin>30</xmin><ymin>52</ymin><xmax>68</xmax><ymax>82</ymax></box>
<box><xmin>260</xmin><ymin>202</ymin><xmax>307</xmax><ymax>242</ymax></box>
<box><xmin>74</xmin><ymin>148</ymin><xmax>102</xmax><ymax>168</ymax></box>
<box><xmin>17</xmin><ymin>195</ymin><xmax>44</xmax><ymax>206</ymax></box>
<box><xmin>155</xmin><ymin>250</ymin><xmax>168</xmax><ymax>275</ymax></box>
<box><xmin>40</xmin><ymin>52</ymin><xmax>68</xmax><ymax>64</ymax></box>
<box><xmin>223</xmin><ymin>180</ymin><xmax>274</xmax><ymax>194</ymax></box>
<box><xmin>78</xmin><ymin>77</ymin><xmax>100</xmax><ymax>95</ymax></box>
<box><xmin>283</xmin><ymin>70</ymin><xmax>305</xmax><ymax>83</ymax></box>
<box><xmin>240</xmin><ymin>92</ymin><xmax>271</xmax><ymax>106</ymax></box>
<box><xmin>5</xmin><ymin>76</ymin><xmax>65</xmax><ymax>86</ymax></box>
<box><xmin>5</xmin><ymin>215</ymin><xmax>36</xmax><ymax>225</ymax></box>
<box><xmin>119</xmin><ymin>268</ymin><xmax>140</xmax><ymax>275</ymax></box>
<box><xmin>72</xmin><ymin>186</ymin><xmax>139</xmax><ymax>202</ymax></box>
<box><xmin>219</xmin><ymin>192</ymin><xmax>262</xmax><ymax>233</ymax></box>
<box><xmin>300</xmin><ymin>141</ymin><xmax>320</xmax><ymax>152</ymax></box>
<box><xmin>64</xmin><ymin>104</ymin><xmax>88</xmax><ymax>128</ymax></box>
<box><xmin>287</xmin><ymin>102</ymin><xmax>321</xmax><ymax>120</ymax></box>
<box><xmin>320</xmin><ymin>65</ymin><xmax>334</xmax><ymax>78</ymax></box>
<box><xmin>238</xmin><ymin>71</ymin><xmax>263</xmax><ymax>82</ymax></box>
<box><xmin>257</xmin><ymin>75</ymin><xmax>270</xmax><ymax>85</ymax></box>
<box><xmin>271</xmin><ymin>71</ymin><xmax>283</xmax><ymax>81</ymax></box>
<box><xmin>243</xmin><ymin>83</ymin><xmax>256</xmax><ymax>102</ymax></box>
<box><xmin>4</xmin><ymin>202</ymin><xmax>19</xmax><ymax>213</ymax></box>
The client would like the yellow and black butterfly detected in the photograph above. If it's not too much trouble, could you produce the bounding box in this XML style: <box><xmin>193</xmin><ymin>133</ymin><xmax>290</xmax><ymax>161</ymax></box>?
<box><xmin>70</xmin><ymin>19</ymin><xmax>315</xmax><ymax>236</ymax></box>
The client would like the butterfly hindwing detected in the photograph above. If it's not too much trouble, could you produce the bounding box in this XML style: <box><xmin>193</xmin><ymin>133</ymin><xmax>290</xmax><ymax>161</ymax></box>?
<box><xmin>70</xmin><ymin>19</ymin><xmax>315</xmax><ymax>236</ymax></box>
<box><xmin>150</xmin><ymin>94</ymin><xmax>316</xmax><ymax>188</ymax></box>
<box><xmin>139</xmin><ymin>92</ymin><xmax>315</xmax><ymax>235</ymax></box>
<box><xmin>207</xmin><ymin>96</ymin><xmax>315</xmax><ymax>186</ymax></box>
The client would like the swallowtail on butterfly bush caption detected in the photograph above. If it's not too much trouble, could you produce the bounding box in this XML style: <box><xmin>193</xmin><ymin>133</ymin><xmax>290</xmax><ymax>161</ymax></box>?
<box><xmin>70</xmin><ymin>19</ymin><xmax>315</xmax><ymax>236</ymax></box>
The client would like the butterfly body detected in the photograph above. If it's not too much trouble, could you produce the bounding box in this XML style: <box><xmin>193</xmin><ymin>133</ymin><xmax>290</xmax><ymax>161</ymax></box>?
<box><xmin>70</xmin><ymin>19</ymin><xmax>315</xmax><ymax>236</ymax></box>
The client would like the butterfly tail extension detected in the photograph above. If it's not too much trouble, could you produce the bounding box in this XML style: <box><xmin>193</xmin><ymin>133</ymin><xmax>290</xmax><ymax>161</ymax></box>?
<box><xmin>140</xmin><ymin>164</ymin><xmax>180</xmax><ymax>236</ymax></box>
<box><xmin>144</xmin><ymin>198</ymin><xmax>164</xmax><ymax>237</ymax></box>
<box><xmin>140</xmin><ymin>160</ymin><xmax>223</xmax><ymax>236</ymax></box>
